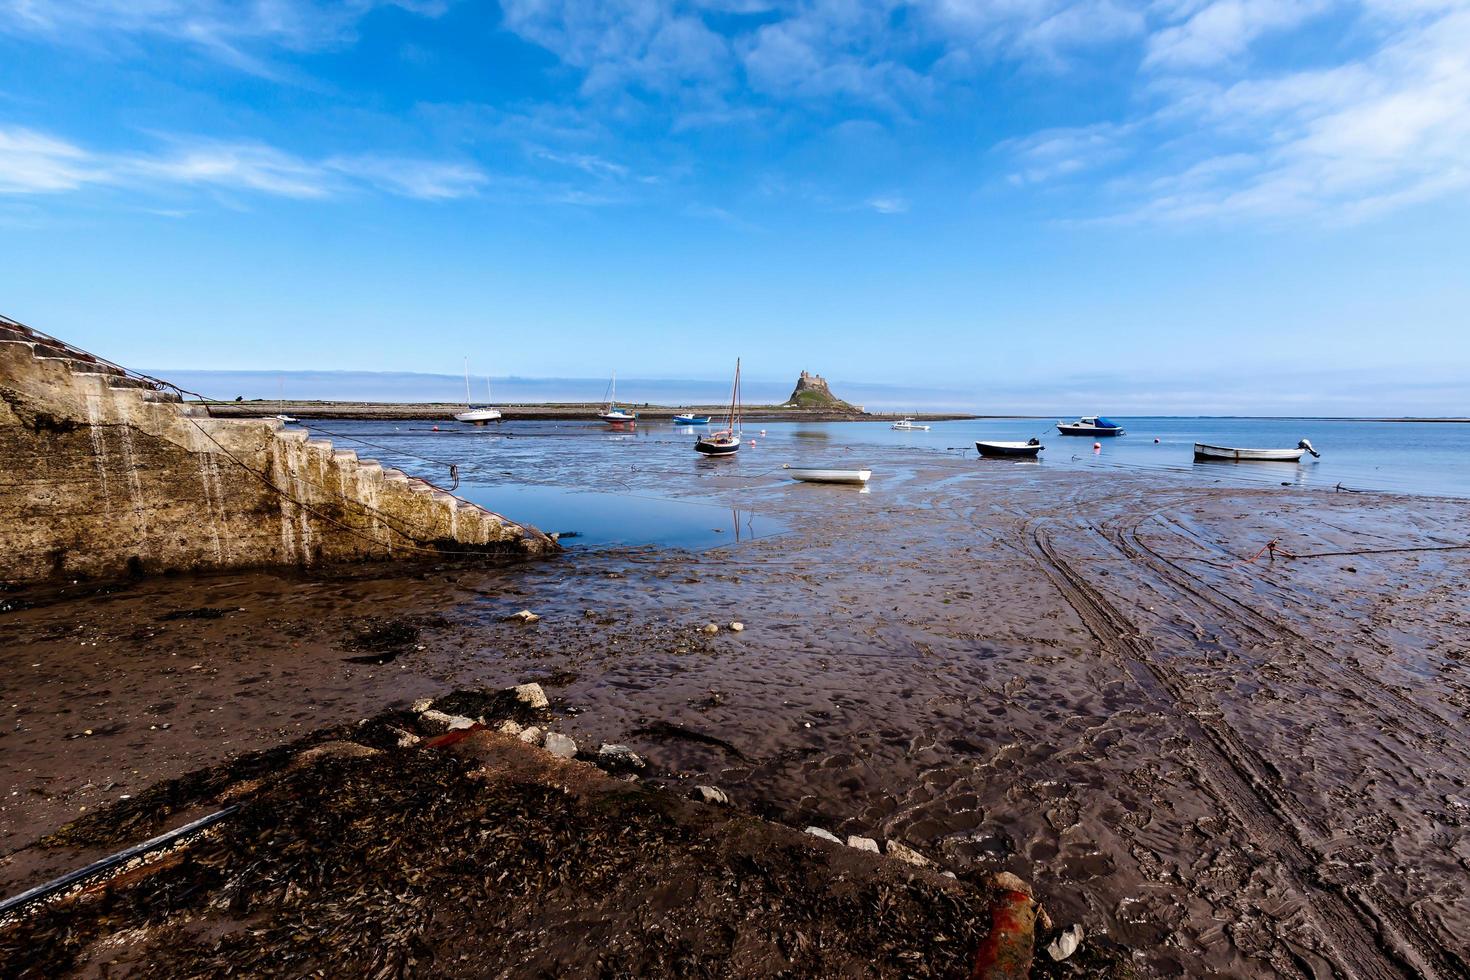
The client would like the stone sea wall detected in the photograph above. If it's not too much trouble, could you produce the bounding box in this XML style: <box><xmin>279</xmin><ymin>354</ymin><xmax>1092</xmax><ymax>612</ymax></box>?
<box><xmin>0</xmin><ymin>320</ymin><xmax>554</xmax><ymax>585</ymax></box>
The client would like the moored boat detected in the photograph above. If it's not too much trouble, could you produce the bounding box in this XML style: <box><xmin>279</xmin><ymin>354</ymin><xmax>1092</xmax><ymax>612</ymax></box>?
<box><xmin>273</xmin><ymin>414</ymin><xmax>298</xmax><ymax>424</ymax></box>
<box><xmin>672</xmin><ymin>414</ymin><xmax>711</xmax><ymax>425</ymax></box>
<box><xmin>1194</xmin><ymin>439</ymin><xmax>1319</xmax><ymax>462</ymax></box>
<box><xmin>975</xmin><ymin>439</ymin><xmax>1043</xmax><ymax>458</ymax></box>
<box><xmin>783</xmin><ymin>465</ymin><xmax>871</xmax><ymax>485</ymax></box>
<box><xmin>1057</xmin><ymin>416</ymin><xmax>1124</xmax><ymax>436</ymax></box>
<box><xmin>597</xmin><ymin>371</ymin><xmax>636</xmax><ymax>424</ymax></box>
<box><xmin>891</xmin><ymin>418</ymin><xmax>930</xmax><ymax>431</ymax></box>
<box><xmin>695</xmin><ymin>359</ymin><xmax>743</xmax><ymax>456</ymax></box>
<box><xmin>455</xmin><ymin>358</ymin><xmax>502</xmax><ymax>425</ymax></box>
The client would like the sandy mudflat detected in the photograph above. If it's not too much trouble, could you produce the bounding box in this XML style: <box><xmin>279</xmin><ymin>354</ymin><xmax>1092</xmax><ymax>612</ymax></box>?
<box><xmin>2</xmin><ymin>453</ymin><xmax>1468</xmax><ymax>977</ymax></box>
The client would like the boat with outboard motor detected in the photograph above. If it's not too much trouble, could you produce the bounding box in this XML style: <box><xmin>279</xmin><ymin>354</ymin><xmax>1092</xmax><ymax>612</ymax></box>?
<box><xmin>975</xmin><ymin>439</ymin><xmax>1043</xmax><ymax>458</ymax></box>
<box><xmin>673</xmin><ymin>414</ymin><xmax>711</xmax><ymax>425</ymax></box>
<box><xmin>695</xmin><ymin>359</ymin><xmax>743</xmax><ymax>456</ymax></box>
<box><xmin>1057</xmin><ymin>416</ymin><xmax>1124</xmax><ymax>436</ymax></box>
<box><xmin>1194</xmin><ymin>439</ymin><xmax>1320</xmax><ymax>462</ymax></box>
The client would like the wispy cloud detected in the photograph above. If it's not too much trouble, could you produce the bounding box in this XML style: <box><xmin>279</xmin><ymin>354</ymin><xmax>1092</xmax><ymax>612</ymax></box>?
<box><xmin>996</xmin><ymin>1</ymin><xmax>1470</xmax><ymax>224</ymax></box>
<box><xmin>865</xmin><ymin>194</ymin><xmax>909</xmax><ymax>214</ymax></box>
<box><xmin>0</xmin><ymin>0</ymin><xmax>448</xmax><ymax>75</ymax></box>
<box><xmin>0</xmin><ymin>126</ymin><xmax>488</xmax><ymax>202</ymax></box>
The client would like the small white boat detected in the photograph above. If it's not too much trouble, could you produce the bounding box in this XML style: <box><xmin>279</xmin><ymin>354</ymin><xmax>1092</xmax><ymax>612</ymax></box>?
<box><xmin>975</xmin><ymin>439</ymin><xmax>1043</xmax><ymax>458</ymax></box>
<box><xmin>1058</xmin><ymin>416</ymin><xmax>1124</xmax><ymax>436</ymax></box>
<box><xmin>783</xmin><ymin>465</ymin><xmax>871</xmax><ymax>485</ymax></box>
<box><xmin>273</xmin><ymin>414</ymin><xmax>298</xmax><ymax>424</ymax></box>
<box><xmin>891</xmin><ymin>418</ymin><xmax>930</xmax><ymax>431</ymax></box>
<box><xmin>1194</xmin><ymin>439</ymin><xmax>1320</xmax><ymax>462</ymax></box>
<box><xmin>455</xmin><ymin>359</ymin><xmax>502</xmax><ymax>425</ymax></box>
<box><xmin>598</xmin><ymin>370</ymin><xmax>636</xmax><ymax>424</ymax></box>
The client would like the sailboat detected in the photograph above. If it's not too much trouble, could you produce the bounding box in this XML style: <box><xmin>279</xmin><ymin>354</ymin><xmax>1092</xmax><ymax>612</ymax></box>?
<box><xmin>455</xmin><ymin>358</ymin><xmax>502</xmax><ymax>425</ymax></box>
<box><xmin>597</xmin><ymin>371</ymin><xmax>637</xmax><ymax>423</ymax></box>
<box><xmin>695</xmin><ymin>358</ymin><xmax>743</xmax><ymax>456</ymax></box>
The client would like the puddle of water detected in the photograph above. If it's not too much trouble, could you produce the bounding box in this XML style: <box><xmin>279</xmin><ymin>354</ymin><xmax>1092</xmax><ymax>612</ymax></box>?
<box><xmin>457</xmin><ymin>483</ymin><xmax>785</xmax><ymax>550</ymax></box>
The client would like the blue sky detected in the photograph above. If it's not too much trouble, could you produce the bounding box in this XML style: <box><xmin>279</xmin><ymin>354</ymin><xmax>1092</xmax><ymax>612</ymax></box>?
<box><xmin>1</xmin><ymin>0</ymin><xmax>1467</xmax><ymax>413</ymax></box>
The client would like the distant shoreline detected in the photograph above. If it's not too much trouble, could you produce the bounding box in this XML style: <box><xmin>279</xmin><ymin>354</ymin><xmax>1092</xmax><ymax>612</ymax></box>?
<box><xmin>198</xmin><ymin>400</ymin><xmax>988</xmax><ymax>423</ymax></box>
<box><xmin>195</xmin><ymin>401</ymin><xmax>1469</xmax><ymax>424</ymax></box>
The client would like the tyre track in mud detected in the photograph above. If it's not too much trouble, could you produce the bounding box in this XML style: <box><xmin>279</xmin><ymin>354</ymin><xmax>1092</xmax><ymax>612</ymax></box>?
<box><xmin>1106</xmin><ymin>512</ymin><xmax>1470</xmax><ymax>979</ymax></box>
<box><xmin>1118</xmin><ymin>513</ymin><xmax>1463</xmax><ymax>738</ymax></box>
<box><xmin>1024</xmin><ymin>520</ymin><xmax>1461</xmax><ymax>980</ymax></box>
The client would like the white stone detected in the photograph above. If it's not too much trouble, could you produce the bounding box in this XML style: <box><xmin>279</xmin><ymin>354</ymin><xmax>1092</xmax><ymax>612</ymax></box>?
<box><xmin>884</xmin><ymin>840</ymin><xmax>932</xmax><ymax>867</ymax></box>
<box><xmin>496</xmin><ymin>719</ymin><xmax>524</xmax><ymax>736</ymax></box>
<box><xmin>1047</xmin><ymin>924</ymin><xmax>1084</xmax><ymax>962</ymax></box>
<box><xmin>805</xmin><ymin>827</ymin><xmax>841</xmax><ymax>844</ymax></box>
<box><xmin>518</xmin><ymin>725</ymin><xmax>543</xmax><ymax>745</ymax></box>
<box><xmin>728</xmin><ymin>621</ymin><xmax>744</xmax><ymax>632</ymax></box>
<box><xmin>506</xmin><ymin>609</ymin><xmax>541</xmax><ymax>623</ymax></box>
<box><xmin>702</xmin><ymin>623</ymin><xmax>719</xmax><ymax>634</ymax></box>
<box><xmin>418</xmin><ymin>709</ymin><xmax>461</xmax><ymax>731</ymax></box>
<box><xmin>847</xmin><ymin>835</ymin><xmax>879</xmax><ymax>853</ymax></box>
<box><xmin>543</xmin><ymin>732</ymin><xmax>577</xmax><ymax>759</ymax></box>
<box><xmin>513</xmin><ymin>683</ymin><xmax>549</xmax><ymax>709</ymax></box>
<box><xmin>692</xmin><ymin>785</ymin><xmax>730</xmax><ymax>806</ymax></box>
<box><xmin>411</xmin><ymin>698</ymin><xmax>433</xmax><ymax>713</ymax></box>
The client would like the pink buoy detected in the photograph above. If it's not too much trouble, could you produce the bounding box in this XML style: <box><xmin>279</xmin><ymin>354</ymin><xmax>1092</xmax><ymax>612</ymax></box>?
<box><xmin>1093</xmin><ymin>442</ymin><xmax>1101</xmax><ymax>451</ymax></box>
<box><xmin>432</xmin><ymin>425</ymin><xmax>440</xmax><ymax>431</ymax></box>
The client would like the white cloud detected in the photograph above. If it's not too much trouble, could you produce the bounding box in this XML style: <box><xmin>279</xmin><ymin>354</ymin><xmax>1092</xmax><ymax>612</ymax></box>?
<box><xmin>0</xmin><ymin>0</ymin><xmax>447</xmax><ymax>74</ymax></box>
<box><xmin>1128</xmin><ymin>6</ymin><xmax>1470</xmax><ymax>222</ymax></box>
<box><xmin>1144</xmin><ymin>0</ymin><xmax>1332</xmax><ymax>70</ymax></box>
<box><xmin>0</xmin><ymin>126</ymin><xmax>489</xmax><ymax>202</ymax></box>
<box><xmin>1000</xmin><ymin>122</ymin><xmax>1134</xmax><ymax>184</ymax></box>
<box><xmin>0</xmin><ymin>127</ymin><xmax>100</xmax><ymax>192</ymax></box>
<box><xmin>865</xmin><ymin>194</ymin><xmax>910</xmax><ymax>213</ymax></box>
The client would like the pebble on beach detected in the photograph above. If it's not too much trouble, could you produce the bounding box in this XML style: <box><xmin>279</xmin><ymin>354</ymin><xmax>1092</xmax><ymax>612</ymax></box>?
<box><xmin>701</xmin><ymin>623</ymin><xmax>719</xmax><ymax>634</ymax></box>
<box><xmin>518</xmin><ymin>726</ymin><xmax>543</xmax><ymax>745</ymax></box>
<box><xmin>543</xmin><ymin>733</ymin><xmax>577</xmax><ymax>759</ymax></box>
<box><xmin>496</xmin><ymin>719</ymin><xmax>524</xmax><ymax>736</ymax></box>
<box><xmin>846</xmin><ymin>835</ymin><xmax>879</xmax><ymax>853</ymax></box>
<box><xmin>505</xmin><ymin>610</ymin><xmax>542</xmax><ymax>624</ymax></box>
<box><xmin>729</xmin><ymin>621</ymin><xmax>744</xmax><ymax>632</ymax></box>
<box><xmin>513</xmin><ymin>683</ymin><xmax>549</xmax><ymax>710</ymax></box>
<box><xmin>884</xmin><ymin>840</ymin><xmax>933</xmax><ymax>867</ymax></box>
<box><xmin>1047</xmin><ymin>924</ymin><xmax>1085</xmax><ymax>961</ymax></box>
<box><xmin>597</xmin><ymin>744</ymin><xmax>646</xmax><ymax>769</ymax></box>
<box><xmin>691</xmin><ymin>785</ymin><xmax>730</xmax><ymax>806</ymax></box>
<box><xmin>804</xmin><ymin>827</ymin><xmax>841</xmax><ymax>844</ymax></box>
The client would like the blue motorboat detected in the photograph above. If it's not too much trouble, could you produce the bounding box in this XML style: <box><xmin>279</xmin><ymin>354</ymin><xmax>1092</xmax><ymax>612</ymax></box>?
<box><xmin>672</xmin><ymin>414</ymin><xmax>711</xmax><ymax>425</ymax></box>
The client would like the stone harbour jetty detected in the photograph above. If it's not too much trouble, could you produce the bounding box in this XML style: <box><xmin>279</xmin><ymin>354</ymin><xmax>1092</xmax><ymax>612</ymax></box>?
<box><xmin>0</xmin><ymin>315</ymin><xmax>553</xmax><ymax>585</ymax></box>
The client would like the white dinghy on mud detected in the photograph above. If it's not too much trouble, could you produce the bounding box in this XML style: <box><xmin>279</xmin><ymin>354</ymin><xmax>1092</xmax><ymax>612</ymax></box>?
<box><xmin>1194</xmin><ymin>439</ymin><xmax>1320</xmax><ymax>462</ymax></box>
<box><xmin>783</xmin><ymin>465</ymin><xmax>871</xmax><ymax>485</ymax></box>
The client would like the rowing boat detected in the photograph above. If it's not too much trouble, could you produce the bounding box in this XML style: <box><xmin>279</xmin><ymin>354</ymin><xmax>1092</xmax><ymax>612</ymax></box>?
<box><xmin>783</xmin><ymin>465</ymin><xmax>871</xmax><ymax>485</ymax></box>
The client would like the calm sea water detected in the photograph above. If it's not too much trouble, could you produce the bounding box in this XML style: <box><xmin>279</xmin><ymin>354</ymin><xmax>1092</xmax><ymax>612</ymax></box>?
<box><xmin>297</xmin><ymin>416</ymin><xmax>1468</xmax><ymax>546</ymax></box>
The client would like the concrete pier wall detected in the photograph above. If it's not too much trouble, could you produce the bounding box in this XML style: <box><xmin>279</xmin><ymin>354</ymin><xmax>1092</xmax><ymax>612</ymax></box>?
<box><xmin>0</xmin><ymin>320</ymin><xmax>554</xmax><ymax>585</ymax></box>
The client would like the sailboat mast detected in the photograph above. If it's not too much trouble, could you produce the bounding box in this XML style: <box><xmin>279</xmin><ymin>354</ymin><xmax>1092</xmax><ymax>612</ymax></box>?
<box><xmin>463</xmin><ymin>357</ymin><xmax>471</xmax><ymax>407</ymax></box>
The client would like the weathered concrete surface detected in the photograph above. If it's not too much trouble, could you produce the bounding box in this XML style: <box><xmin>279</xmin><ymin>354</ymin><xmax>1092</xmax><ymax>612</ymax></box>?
<box><xmin>0</xmin><ymin>319</ymin><xmax>554</xmax><ymax>584</ymax></box>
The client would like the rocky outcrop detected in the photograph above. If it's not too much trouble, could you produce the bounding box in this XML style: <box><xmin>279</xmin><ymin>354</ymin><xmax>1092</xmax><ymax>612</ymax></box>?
<box><xmin>0</xmin><ymin>315</ymin><xmax>554</xmax><ymax>585</ymax></box>
<box><xmin>783</xmin><ymin>370</ymin><xmax>859</xmax><ymax>411</ymax></box>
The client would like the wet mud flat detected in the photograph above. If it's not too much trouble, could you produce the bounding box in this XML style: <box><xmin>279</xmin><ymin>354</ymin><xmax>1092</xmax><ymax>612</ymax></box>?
<box><xmin>3</xmin><ymin>453</ymin><xmax>1470</xmax><ymax>977</ymax></box>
